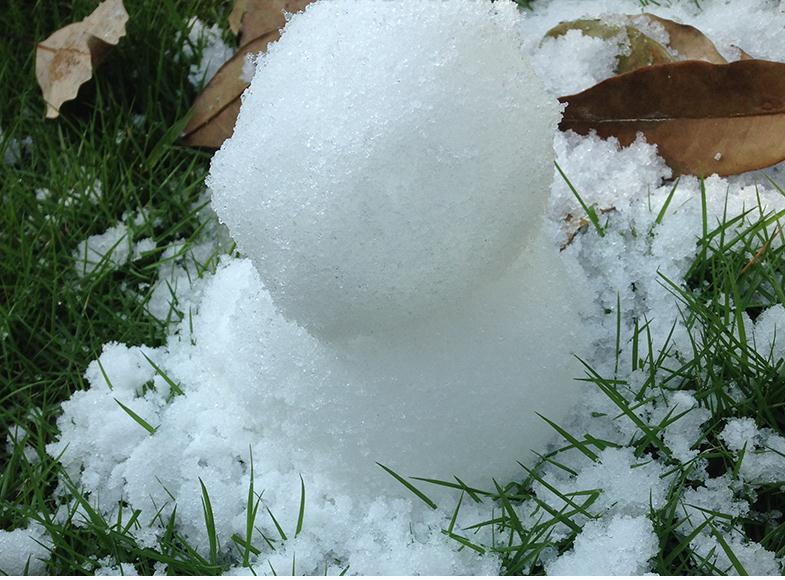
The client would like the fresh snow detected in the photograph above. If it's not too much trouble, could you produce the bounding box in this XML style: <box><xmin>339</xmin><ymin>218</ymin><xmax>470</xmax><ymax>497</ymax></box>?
<box><xmin>22</xmin><ymin>0</ymin><xmax>785</xmax><ymax>575</ymax></box>
<box><xmin>0</xmin><ymin>523</ymin><xmax>50</xmax><ymax>575</ymax></box>
<box><xmin>73</xmin><ymin>208</ymin><xmax>156</xmax><ymax>276</ymax></box>
<box><xmin>183</xmin><ymin>17</ymin><xmax>234</xmax><ymax>87</ymax></box>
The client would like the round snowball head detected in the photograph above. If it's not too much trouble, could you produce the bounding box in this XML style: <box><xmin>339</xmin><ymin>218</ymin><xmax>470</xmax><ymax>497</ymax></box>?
<box><xmin>208</xmin><ymin>0</ymin><xmax>560</xmax><ymax>338</ymax></box>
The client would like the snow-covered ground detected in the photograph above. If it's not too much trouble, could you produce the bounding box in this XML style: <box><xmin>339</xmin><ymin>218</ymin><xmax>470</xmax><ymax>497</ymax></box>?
<box><xmin>6</xmin><ymin>0</ymin><xmax>785</xmax><ymax>576</ymax></box>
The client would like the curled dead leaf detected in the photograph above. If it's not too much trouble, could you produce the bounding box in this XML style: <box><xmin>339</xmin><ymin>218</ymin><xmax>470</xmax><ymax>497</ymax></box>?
<box><xmin>545</xmin><ymin>19</ymin><xmax>674</xmax><ymax>74</ymax></box>
<box><xmin>232</xmin><ymin>0</ymin><xmax>313</xmax><ymax>47</ymax></box>
<box><xmin>183</xmin><ymin>32</ymin><xmax>279</xmax><ymax>148</ymax></box>
<box><xmin>732</xmin><ymin>45</ymin><xmax>755</xmax><ymax>61</ymax></box>
<box><xmin>35</xmin><ymin>0</ymin><xmax>128</xmax><ymax>119</ymax></box>
<box><xmin>544</xmin><ymin>14</ymin><xmax>751</xmax><ymax>75</ymax></box>
<box><xmin>228</xmin><ymin>0</ymin><xmax>249</xmax><ymax>35</ymax></box>
<box><xmin>632</xmin><ymin>13</ymin><xmax>726</xmax><ymax>63</ymax></box>
<box><xmin>559</xmin><ymin>59</ymin><xmax>785</xmax><ymax>177</ymax></box>
<box><xmin>183</xmin><ymin>0</ymin><xmax>314</xmax><ymax>148</ymax></box>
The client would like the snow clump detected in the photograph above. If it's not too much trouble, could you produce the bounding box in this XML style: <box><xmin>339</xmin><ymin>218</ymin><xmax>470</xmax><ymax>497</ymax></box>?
<box><xmin>0</xmin><ymin>523</ymin><xmax>50</xmax><ymax>575</ymax></box>
<box><xmin>183</xmin><ymin>18</ymin><xmax>233</xmax><ymax>87</ymax></box>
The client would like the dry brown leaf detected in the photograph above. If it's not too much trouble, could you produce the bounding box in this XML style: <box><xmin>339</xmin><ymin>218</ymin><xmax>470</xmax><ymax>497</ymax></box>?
<box><xmin>559</xmin><ymin>59</ymin><xmax>785</xmax><ymax>177</ymax></box>
<box><xmin>233</xmin><ymin>0</ymin><xmax>313</xmax><ymax>47</ymax></box>
<box><xmin>35</xmin><ymin>0</ymin><xmax>128</xmax><ymax>119</ymax></box>
<box><xmin>183</xmin><ymin>0</ymin><xmax>314</xmax><ymax>148</ymax></box>
<box><xmin>545</xmin><ymin>19</ymin><xmax>674</xmax><ymax>74</ymax></box>
<box><xmin>732</xmin><ymin>45</ymin><xmax>755</xmax><ymax>61</ymax></box>
<box><xmin>544</xmin><ymin>14</ymin><xmax>749</xmax><ymax>75</ymax></box>
<box><xmin>633</xmin><ymin>13</ymin><xmax>727</xmax><ymax>64</ymax></box>
<box><xmin>228</xmin><ymin>0</ymin><xmax>248</xmax><ymax>35</ymax></box>
<box><xmin>183</xmin><ymin>32</ymin><xmax>279</xmax><ymax>148</ymax></box>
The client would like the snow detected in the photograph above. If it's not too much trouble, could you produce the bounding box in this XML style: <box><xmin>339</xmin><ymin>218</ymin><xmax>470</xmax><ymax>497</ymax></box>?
<box><xmin>720</xmin><ymin>418</ymin><xmax>785</xmax><ymax>485</ymax></box>
<box><xmin>0</xmin><ymin>523</ymin><xmax>49</xmax><ymax>575</ymax></box>
<box><xmin>94</xmin><ymin>558</ymin><xmax>140</xmax><ymax>576</ymax></box>
<box><xmin>183</xmin><ymin>18</ymin><xmax>233</xmax><ymax>87</ymax></box>
<box><xmin>1</xmin><ymin>126</ymin><xmax>31</xmax><ymax>166</ymax></box>
<box><xmin>73</xmin><ymin>209</ymin><xmax>157</xmax><ymax>276</ymax></box>
<box><xmin>751</xmin><ymin>304</ymin><xmax>785</xmax><ymax>362</ymax></box>
<box><xmin>6</xmin><ymin>424</ymin><xmax>39</xmax><ymax>464</ymax></box>
<box><xmin>545</xmin><ymin>515</ymin><xmax>659</xmax><ymax>575</ymax></box>
<box><xmin>27</xmin><ymin>0</ymin><xmax>785</xmax><ymax>575</ymax></box>
<box><xmin>531</xmin><ymin>29</ymin><xmax>623</xmax><ymax>95</ymax></box>
<box><xmin>73</xmin><ymin>223</ymin><xmax>131</xmax><ymax>276</ymax></box>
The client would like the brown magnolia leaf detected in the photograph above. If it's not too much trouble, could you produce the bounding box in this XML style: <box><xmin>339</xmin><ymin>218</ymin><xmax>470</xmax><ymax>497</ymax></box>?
<box><xmin>35</xmin><ymin>0</ymin><xmax>128</xmax><ymax>119</ymax></box>
<box><xmin>232</xmin><ymin>0</ymin><xmax>313</xmax><ymax>47</ymax></box>
<box><xmin>183</xmin><ymin>0</ymin><xmax>315</xmax><ymax>148</ymax></box>
<box><xmin>183</xmin><ymin>32</ymin><xmax>279</xmax><ymax>148</ymax></box>
<box><xmin>545</xmin><ymin>19</ymin><xmax>674</xmax><ymax>74</ymax></box>
<box><xmin>228</xmin><ymin>0</ymin><xmax>248</xmax><ymax>35</ymax></box>
<box><xmin>559</xmin><ymin>59</ymin><xmax>785</xmax><ymax>177</ymax></box>
<box><xmin>732</xmin><ymin>45</ymin><xmax>755</xmax><ymax>61</ymax></box>
<box><xmin>632</xmin><ymin>13</ymin><xmax>727</xmax><ymax>64</ymax></box>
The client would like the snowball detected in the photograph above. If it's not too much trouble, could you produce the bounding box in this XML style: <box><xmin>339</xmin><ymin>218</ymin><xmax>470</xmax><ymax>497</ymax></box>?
<box><xmin>209</xmin><ymin>0</ymin><xmax>561</xmax><ymax>338</ymax></box>
<box><xmin>545</xmin><ymin>515</ymin><xmax>659</xmax><ymax>575</ymax></box>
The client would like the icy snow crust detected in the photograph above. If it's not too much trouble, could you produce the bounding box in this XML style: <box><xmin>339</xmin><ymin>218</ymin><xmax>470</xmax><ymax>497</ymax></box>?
<box><xmin>30</xmin><ymin>0</ymin><xmax>785</xmax><ymax>575</ymax></box>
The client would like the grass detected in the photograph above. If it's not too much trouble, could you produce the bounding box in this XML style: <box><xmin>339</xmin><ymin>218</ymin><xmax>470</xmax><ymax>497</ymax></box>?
<box><xmin>1</xmin><ymin>0</ymin><xmax>784</xmax><ymax>576</ymax></box>
<box><xmin>394</xmin><ymin>183</ymin><xmax>785</xmax><ymax>574</ymax></box>
<box><xmin>0</xmin><ymin>0</ymin><xmax>232</xmax><ymax>574</ymax></box>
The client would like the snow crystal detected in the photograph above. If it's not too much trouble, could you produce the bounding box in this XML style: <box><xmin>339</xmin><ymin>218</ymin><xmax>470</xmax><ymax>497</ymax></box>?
<box><xmin>183</xmin><ymin>18</ymin><xmax>233</xmax><ymax>87</ymax></box>
<box><xmin>545</xmin><ymin>515</ymin><xmax>659</xmax><ymax>575</ymax></box>
<box><xmin>0</xmin><ymin>523</ymin><xmax>49</xmax><ymax>575</ymax></box>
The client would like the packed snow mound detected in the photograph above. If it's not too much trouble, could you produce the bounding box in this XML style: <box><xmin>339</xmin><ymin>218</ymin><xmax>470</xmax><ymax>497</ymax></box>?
<box><xmin>205</xmin><ymin>0</ymin><xmax>589</xmax><ymax>494</ymax></box>
<box><xmin>209</xmin><ymin>0</ymin><xmax>560</xmax><ymax>338</ymax></box>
